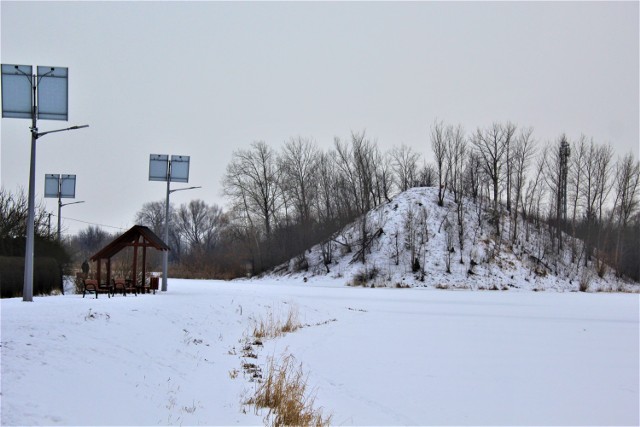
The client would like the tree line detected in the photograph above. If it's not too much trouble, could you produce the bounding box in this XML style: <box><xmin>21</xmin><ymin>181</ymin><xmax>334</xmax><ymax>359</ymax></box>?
<box><xmin>126</xmin><ymin>133</ymin><xmax>434</xmax><ymax>277</ymax></box>
<box><xmin>433</xmin><ymin>120</ymin><xmax>639</xmax><ymax>281</ymax></box>
<box><xmin>129</xmin><ymin>122</ymin><xmax>638</xmax><ymax>281</ymax></box>
<box><xmin>7</xmin><ymin>119</ymin><xmax>636</xmax><ymax>283</ymax></box>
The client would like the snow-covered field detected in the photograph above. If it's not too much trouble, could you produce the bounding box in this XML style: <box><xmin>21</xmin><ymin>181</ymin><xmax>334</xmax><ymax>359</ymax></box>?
<box><xmin>1</xmin><ymin>278</ymin><xmax>638</xmax><ymax>426</ymax></box>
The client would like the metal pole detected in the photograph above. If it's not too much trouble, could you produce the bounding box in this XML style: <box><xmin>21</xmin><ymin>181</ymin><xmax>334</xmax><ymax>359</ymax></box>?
<box><xmin>162</xmin><ymin>159</ymin><xmax>171</xmax><ymax>292</ymax></box>
<box><xmin>23</xmin><ymin>74</ymin><xmax>37</xmax><ymax>302</ymax></box>
<box><xmin>57</xmin><ymin>190</ymin><xmax>62</xmax><ymax>242</ymax></box>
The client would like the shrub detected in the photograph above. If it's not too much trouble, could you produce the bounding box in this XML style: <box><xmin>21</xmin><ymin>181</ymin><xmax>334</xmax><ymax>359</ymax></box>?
<box><xmin>597</xmin><ymin>262</ymin><xmax>607</xmax><ymax>278</ymax></box>
<box><xmin>579</xmin><ymin>270</ymin><xmax>592</xmax><ymax>292</ymax></box>
<box><xmin>0</xmin><ymin>256</ymin><xmax>63</xmax><ymax>298</ymax></box>
<box><xmin>412</xmin><ymin>257</ymin><xmax>421</xmax><ymax>273</ymax></box>
<box><xmin>293</xmin><ymin>255</ymin><xmax>309</xmax><ymax>273</ymax></box>
<box><xmin>350</xmin><ymin>266</ymin><xmax>380</xmax><ymax>286</ymax></box>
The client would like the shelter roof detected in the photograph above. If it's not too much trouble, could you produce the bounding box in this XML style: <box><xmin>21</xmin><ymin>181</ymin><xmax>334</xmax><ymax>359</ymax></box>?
<box><xmin>90</xmin><ymin>225</ymin><xmax>169</xmax><ymax>261</ymax></box>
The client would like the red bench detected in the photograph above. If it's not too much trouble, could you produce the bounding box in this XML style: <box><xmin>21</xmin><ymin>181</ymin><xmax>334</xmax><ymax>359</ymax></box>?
<box><xmin>112</xmin><ymin>278</ymin><xmax>139</xmax><ymax>296</ymax></box>
<box><xmin>83</xmin><ymin>279</ymin><xmax>112</xmax><ymax>299</ymax></box>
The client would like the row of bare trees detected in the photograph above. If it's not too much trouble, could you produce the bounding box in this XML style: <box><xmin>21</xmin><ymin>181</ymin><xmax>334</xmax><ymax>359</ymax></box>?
<box><xmin>221</xmin><ymin>133</ymin><xmax>435</xmax><ymax>273</ymax></box>
<box><xmin>68</xmin><ymin>122</ymin><xmax>637</xmax><ymax>282</ymax></box>
<box><xmin>429</xmin><ymin>120</ymin><xmax>639</xmax><ymax>280</ymax></box>
<box><xmin>132</xmin><ymin>199</ymin><xmax>226</xmax><ymax>265</ymax></box>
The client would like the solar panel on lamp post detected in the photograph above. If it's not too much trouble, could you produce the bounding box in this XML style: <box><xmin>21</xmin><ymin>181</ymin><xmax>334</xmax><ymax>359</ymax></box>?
<box><xmin>2</xmin><ymin>64</ymin><xmax>89</xmax><ymax>302</ymax></box>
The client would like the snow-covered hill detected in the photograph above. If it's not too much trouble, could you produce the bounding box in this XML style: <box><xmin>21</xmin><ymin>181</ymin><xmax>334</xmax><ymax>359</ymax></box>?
<box><xmin>271</xmin><ymin>187</ymin><xmax>638</xmax><ymax>292</ymax></box>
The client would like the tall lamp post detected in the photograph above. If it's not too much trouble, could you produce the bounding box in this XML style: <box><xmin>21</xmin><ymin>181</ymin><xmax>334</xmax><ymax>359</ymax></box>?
<box><xmin>57</xmin><ymin>200</ymin><xmax>85</xmax><ymax>240</ymax></box>
<box><xmin>45</xmin><ymin>173</ymin><xmax>84</xmax><ymax>241</ymax></box>
<box><xmin>1</xmin><ymin>64</ymin><xmax>89</xmax><ymax>302</ymax></box>
<box><xmin>149</xmin><ymin>154</ymin><xmax>200</xmax><ymax>292</ymax></box>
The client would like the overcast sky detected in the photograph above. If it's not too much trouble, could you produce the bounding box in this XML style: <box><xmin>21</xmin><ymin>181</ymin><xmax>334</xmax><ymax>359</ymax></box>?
<box><xmin>1</xmin><ymin>1</ymin><xmax>638</xmax><ymax>237</ymax></box>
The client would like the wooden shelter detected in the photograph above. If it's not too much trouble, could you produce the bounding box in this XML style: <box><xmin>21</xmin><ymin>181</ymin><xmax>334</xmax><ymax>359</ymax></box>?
<box><xmin>90</xmin><ymin>225</ymin><xmax>169</xmax><ymax>289</ymax></box>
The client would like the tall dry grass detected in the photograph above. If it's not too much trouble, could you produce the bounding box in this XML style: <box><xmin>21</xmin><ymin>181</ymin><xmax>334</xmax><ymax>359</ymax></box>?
<box><xmin>249</xmin><ymin>353</ymin><xmax>331</xmax><ymax>427</ymax></box>
<box><xmin>253</xmin><ymin>305</ymin><xmax>301</xmax><ymax>339</ymax></box>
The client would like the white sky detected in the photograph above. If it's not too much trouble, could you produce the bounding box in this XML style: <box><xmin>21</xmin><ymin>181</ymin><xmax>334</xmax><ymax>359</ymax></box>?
<box><xmin>1</xmin><ymin>1</ymin><xmax>638</xmax><ymax>236</ymax></box>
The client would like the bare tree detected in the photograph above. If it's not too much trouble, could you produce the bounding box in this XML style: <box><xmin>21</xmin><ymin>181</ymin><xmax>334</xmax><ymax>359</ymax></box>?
<box><xmin>223</xmin><ymin>141</ymin><xmax>282</xmax><ymax>239</ymax></box>
<box><xmin>442</xmin><ymin>125</ymin><xmax>467</xmax><ymax>262</ymax></box>
<box><xmin>581</xmin><ymin>141</ymin><xmax>614</xmax><ymax>267</ymax></box>
<box><xmin>471</xmin><ymin>123</ymin><xmax>509</xmax><ymax>236</ymax></box>
<box><xmin>594</xmin><ymin>145</ymin><xmax>614</xmax><ymax>224</ymax></box>
<box><xmin>390</xmin><ymin>144</ymin><xmax>421</xmax><ymax>192</ymax></box>
<box><xmin>567</xmin><ymin>136</ymin><xmax>588</xmax><ymax>262</ymax></box>
<box><xmin>444</xmin><ymin>215</ymin><xmax>454</xmax><ymax>274</ymax></box>
<box><xmin>416</xmin><ymin>162</ymin><xmax>436</xmax><ymax>187</ymax></box>
<box><xmin>73</xmin><ymin>225</ymin><xmax>112</xmax><ymax>259</ymax></box>
<box><xmin>315</xmin><ymin>150</ymin><xmax>338</xmax><ymax>225</ymax></box>
<box><xmin>175</xmin><ymin>200</ymin><xmax>225</xmax><ymax>252</ymax></box>
<box><xmin>611</xmin><ymin>153</ymin><xmax>640</xmax><ymax>276</ymax></box>
<box><xmin>502</xmin><ymin>122</ymin><xmax>517</xmax><ymax>212</ymax></box>
<box><xmin>135</xmin><ymin>199</ymin><xmax>182</xmax><ymax>262</ymax></box>
<box><xmin>135</xmin><ymin>200</ymin><xmax>171</xmax><ymax>237</ymax></box>
<box><xmin>430</xmin><ymin>120</ymin><xmax>448</xmax><ymax>206</ymax></box>
<box><xmin>334</xmin><ymin>132</ymin><xmax>377</xmax><ymax>216</ymax></box>
<box><xmin>222</xmin><ymin>141</ymin><xmax>283</xmax><ymax>271</ymax></box>
<box><xmin>523</xmin><ymin>146</ymin><xmax>547</xmax><ymax>242</ymax></box>
<box><xmin>334</xmin><ymin>132</ymin><xmax>378</xmax><ymax>263</ymax></box>
<box><xmin>279</xmin><ymin>137</ymin><xmax>320</xmax><ymax>224</ymax></box>
<box><xmin>404</xmin><ymin>204</ymin><xmax>420</xmax><ymax>272</ymax></box>
<box><xmin>0</xmin><ymin>188</ymin><xmax>50</xmax><ymax>239</ymax></box>
<box><xmin>445</xmin><ymin>124</ymin><xmax>466</xmax><ymax>203</ymax></box>
<box><xmin>373</xmin><ymin>148</ymin><xmax>394</xmax><ymax>204</ymax></box>
<box><xmin>463</xmin><ymin>151</ymin><xmax>482</xmax><ymax>203</ymax></box>
<box><xmin>510</xmin><ymin>127</ymin><xmax>536</xmax><ymax>243</ymax></box>
<box><xmin>472</xmin><ymin>123</ymin><xmax>508</xmax><ymax>209</ymax></box>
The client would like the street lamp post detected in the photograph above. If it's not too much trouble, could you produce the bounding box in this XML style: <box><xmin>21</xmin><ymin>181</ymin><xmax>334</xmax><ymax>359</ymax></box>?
<box><xmin>57</xmin><ymin>200</ymin><xmax>85</xmax><ymax>241</ymax></box>
<box><xmin>45</xmin><ymin>173</ymin><xmax>84</xmax><ymax>241</ymax></box>
<box><xmin>149</xmin><ymin>154</ymin><xmax>199</xmax><ymax>292</ymax></box>
<box><xmin>1</xmin><ymin>64</ymin><xmax>88</xmax><ymax>301</ymax></box>
<box><xmin>163</xmin><ymin>185</ymin><xmax>201</xmax><ymax>291</ymax></box>
<box><xmin>26</xmin><ymin>130</ymin><xmax>88</xmax><ymax>302</ymax></box>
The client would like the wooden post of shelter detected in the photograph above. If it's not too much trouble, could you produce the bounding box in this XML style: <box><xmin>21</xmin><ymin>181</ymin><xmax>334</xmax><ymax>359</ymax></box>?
<box><xmin>132</xmin><ymin>236</ymin><xmax>138</xmax><ymax>286</ymax></box>
<box><xmin>106</xmin><ymin>258</ymin><xmax>111</xmax><ymax>288</ymax></box>
<box><xmin>142</xmin><ymin>242</ymin><xmax>147</xmax><ymax>290</ymax></box>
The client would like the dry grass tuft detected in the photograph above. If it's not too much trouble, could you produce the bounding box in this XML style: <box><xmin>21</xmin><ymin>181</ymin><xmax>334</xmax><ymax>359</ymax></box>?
<box><xmin>579</xmin><ymin>273</ymin><xmax>591</xmax><ymax>292</ymax></box>
<box><xmin>253</xmin><ymin>306</ymin><xmax>302</xmax><ymax>339</ymax></box>
<box><xmin>250</xmin><ymin>353</ymin><xmax>331</xmax><ymax>427</ymax></box>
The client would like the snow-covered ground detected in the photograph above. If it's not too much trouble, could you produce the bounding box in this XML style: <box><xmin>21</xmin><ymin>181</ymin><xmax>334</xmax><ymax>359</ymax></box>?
<box><xmin>2</xmin><ymin>278</ymin><xmax>638</xmax><ymax>426</ymax></box>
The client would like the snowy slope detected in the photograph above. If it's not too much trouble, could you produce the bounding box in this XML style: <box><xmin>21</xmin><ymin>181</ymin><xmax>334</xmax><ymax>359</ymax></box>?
<box><xmin>272</xmin><ymin>187</ymin><xmax>638</xmax><ymax>292</ymax></box>
<box><xmin>1</xmin><ymin>279</ymin><xmax>638</xmax><ymax>425</ymax></box>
